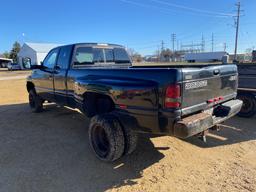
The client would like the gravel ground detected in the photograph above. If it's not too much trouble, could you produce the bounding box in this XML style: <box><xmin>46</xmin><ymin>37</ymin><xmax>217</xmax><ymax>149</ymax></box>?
<box><xmin>0</xmin><ymin>71</ymin><xmax>255</xmax><ymax>192</ymax></box>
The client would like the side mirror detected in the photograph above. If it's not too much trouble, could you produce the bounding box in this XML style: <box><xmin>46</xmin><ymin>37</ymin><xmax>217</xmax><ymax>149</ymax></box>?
<box><xmin>31</xmin><ymin>64</ymin><xmax>43</xmax><ymax>70</ymax></box>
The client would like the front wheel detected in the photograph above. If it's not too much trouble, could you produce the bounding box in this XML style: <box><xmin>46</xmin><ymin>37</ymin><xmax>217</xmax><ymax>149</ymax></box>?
<box><xmin>89</xmin><ymin>114</ymin><xmax>125</xmax><ymax>162</ymax></box>
<box><xmin>237</xmin><ymin>93</ymin><xmax>256</xmax><ymax>118</ymax></box>
<box><xmin>29</xmin><ymin>90</ymin><xmax>43</xmax><ymax>113</ymax></box>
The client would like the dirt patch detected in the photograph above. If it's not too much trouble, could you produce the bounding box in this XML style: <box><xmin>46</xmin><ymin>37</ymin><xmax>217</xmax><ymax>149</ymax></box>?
<box><xmin>0</xmin><ymin>79</ymin><xmax>27</xmax><ymax>104</ymax></box>
<box><xmin>0</xmin><ymin>69</ymin><xmax>31</xmax><ymax>77</ymax></box>
<box><xmin>0</xmin><ymin>78</ymin><xmax>256</xmax><ymax>192</ymax></box>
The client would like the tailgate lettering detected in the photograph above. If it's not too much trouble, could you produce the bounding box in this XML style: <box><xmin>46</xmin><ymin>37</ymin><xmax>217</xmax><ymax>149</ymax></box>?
<box><xmin>185</xmin><ymin>80</ymin><xmax>208</xmax><ymax>90</ymax></box>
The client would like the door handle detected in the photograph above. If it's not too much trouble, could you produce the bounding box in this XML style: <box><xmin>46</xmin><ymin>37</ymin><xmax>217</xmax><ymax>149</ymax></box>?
<box><xmin>54</xmin><ymin>66</ymin><xmax>61</xmax><ymax>74</ymax></box>
<box><xmin>55</xmin><ymin>65</ymin><xmax>61</xmax><ymax>70</ymax></box>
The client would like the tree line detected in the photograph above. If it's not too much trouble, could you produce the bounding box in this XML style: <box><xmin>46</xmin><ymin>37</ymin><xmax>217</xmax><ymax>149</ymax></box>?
<box><xmin>1</xmin><ymin>41</ymin><xmax>21</xmax><ymax>63</ymax></box>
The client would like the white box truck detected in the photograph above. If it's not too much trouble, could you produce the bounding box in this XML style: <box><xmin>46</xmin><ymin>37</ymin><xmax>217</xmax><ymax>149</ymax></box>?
<box><xmin>185</xmin><ymin>52</ymin><xmax>228</xmax><ymax>63</ymax></box>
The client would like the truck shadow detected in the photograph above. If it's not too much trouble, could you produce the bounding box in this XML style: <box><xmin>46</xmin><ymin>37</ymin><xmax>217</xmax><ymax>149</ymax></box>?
<box><xmin>183</xmin><ymin>116</ymin><xmax>256</xmax><ymax>148</ymax></box>
<box><xmin>1</xmin><ymin>103</ymin><xmax>255</xmax><ymax>191</ymax></box>
<box><xmin>0</xmin><ymin>103</ymin><xmax>165</xmax><ymax>192</ymax></box>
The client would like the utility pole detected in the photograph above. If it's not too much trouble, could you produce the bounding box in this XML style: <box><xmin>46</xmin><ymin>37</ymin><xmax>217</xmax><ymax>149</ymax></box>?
<box><xmin>234</xmin><ymin>1</ymin><xmax>241</xmax><ymax>61</ymax></box>
<box><xmin>161</xmin><ymin>40</ymin><xmax>164</xmax><ymax>52</ymax></box>
<box><xmin>171</xmin><ymin>34</ymin><xmax>176</xmax><ymax>52</ymax></box>
<box><xmin>157</xmin><ymin>45</ymin><xmax>160</xmax><ymax>62</ymax></box>
<box><xmin>201</xmin><ymin>34</ymin><xmax>205</xmax><ymax>52</ymax></box>
<box><xmin>160</xmin><ymin>41</ymin><xmax>164</xmax><ymax>62</ymax></box>
<box><xmin>211</xmin><ymin>33</ymin><xmax>214</xmax><ymax>52</ymax></box>
<box><xmin>224</xmin><ymin>43</ymin><xmax>227</xmax><ymax>52</ymax></box>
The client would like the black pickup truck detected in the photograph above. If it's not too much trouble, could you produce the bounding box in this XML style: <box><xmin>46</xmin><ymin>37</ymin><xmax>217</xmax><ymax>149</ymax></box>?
<box><xmin>27</xmin><ymin>43</ymin><xmax>242</xmax><ymax>161</ymax></box>
<box><xmin>237</xmin><ymin>64</ymin><xmax>256</xmax><ymax>117</ymax></box>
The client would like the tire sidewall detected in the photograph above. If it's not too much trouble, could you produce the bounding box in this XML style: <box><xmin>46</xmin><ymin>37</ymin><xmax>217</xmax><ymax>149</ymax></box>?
<box><xmin>89</xmin><ymin>114</ymin><xmax>125</xmax><ymax>162</ymax></box>
<box><xmin>237</xmin><ymin>93</ymin><xmax>256</xmax><ymax>117</ymax></box>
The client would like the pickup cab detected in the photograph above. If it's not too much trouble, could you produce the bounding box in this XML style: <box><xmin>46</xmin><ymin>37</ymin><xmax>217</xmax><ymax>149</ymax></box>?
<box><xmin>27</xmin><ymin>43</ymin><xmax>243</xmax><ymax>161</ymax></box>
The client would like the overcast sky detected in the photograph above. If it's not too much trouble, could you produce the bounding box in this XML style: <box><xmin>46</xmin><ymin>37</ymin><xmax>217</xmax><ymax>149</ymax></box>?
<box><xmin>0</xmin><ymin>0</ymin><xmax>255</xmax><ymax>55</ymax></box>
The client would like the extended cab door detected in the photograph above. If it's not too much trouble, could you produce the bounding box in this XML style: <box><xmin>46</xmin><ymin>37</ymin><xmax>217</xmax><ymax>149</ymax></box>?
<box><xmin>35</xmin><ymin>48</ymin><xmax>59</xmax><ymax>101</ymax></box>
<box><xmin>53</xmin><ymin>45</ymin><xmax>73</xmax><ymax>105</ymax></box>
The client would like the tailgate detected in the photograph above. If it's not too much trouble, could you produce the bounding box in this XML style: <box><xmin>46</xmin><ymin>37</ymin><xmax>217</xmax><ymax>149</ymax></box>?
<box><xmin>181</xmin><ymin>64</ymin><xmax>238</xmax><ymax>115</ymax></box>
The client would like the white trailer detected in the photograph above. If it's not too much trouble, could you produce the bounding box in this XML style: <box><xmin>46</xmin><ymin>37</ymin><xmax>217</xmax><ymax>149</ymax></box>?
<box><xmin>185</xmin><ymin>52</ymin><xmax>228</xmax><ymax>63</ymax></box>
<box><xmin>0</xmin><ymin>58</ymin><xmax>13</xmax><ymax>68</ymax></box>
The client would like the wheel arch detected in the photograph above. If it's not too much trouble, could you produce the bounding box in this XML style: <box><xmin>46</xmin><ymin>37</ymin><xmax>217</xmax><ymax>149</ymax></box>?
<box><xmin>82</xmin><ymin>91</ymin><xmax>116</xmax><ymax>117</ymax></box>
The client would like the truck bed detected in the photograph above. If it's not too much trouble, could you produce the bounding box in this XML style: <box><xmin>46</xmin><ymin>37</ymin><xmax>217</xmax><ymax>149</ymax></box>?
<box><xmin>132</xmin><ymin>62</ymin><xmax>224</xmax><ymax>68</ymax></box>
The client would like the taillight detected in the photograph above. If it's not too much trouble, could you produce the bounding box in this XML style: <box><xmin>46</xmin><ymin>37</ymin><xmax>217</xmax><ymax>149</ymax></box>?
<box><xmin>165</xmin><ymin>84</ymin><xmax>181</xmax><ymax>108</ymax></box>
<box><xmin>207</xmin><ymin>96</ymin><xmax>224</xmax><ymax>104</ymax></box>
<box><xmin>219</xmin><ymin>96</ymin><xmax>224</xmax><ymax>100</ymax></box>
<box><xmin>207</xmin><ymin>99</ymin><xmax>214</xmax><ymax>104</ymax></box>
<box><xmin>214</xmin><ymin>97</ymin><xmax>220</xmax><ymax>102</ymax></box>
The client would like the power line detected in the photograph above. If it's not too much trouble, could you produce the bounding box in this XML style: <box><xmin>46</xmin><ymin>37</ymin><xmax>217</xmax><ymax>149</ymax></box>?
<box><xmin>118</xmin><ymin>0</ymin><xmax>232</xmax><ymax>18</ymax></box>
<box><xmin>127</xmin><ymin>40</ymin><xmax>161</xmax><ymax>46</ymax></box>
<box><xmin>134</xmin><ymin>44</ymin><xmax>159</xmax><ymax>50</ymax></box>
<box><xmin>175</xmin><ymin>19</ymin><xmax>231</xmax><ymax>43</ymax></box>
<box><xmin>149</xmin><ymin>0</ymin><xmax>234</xmax><ymax>17</ymax></box>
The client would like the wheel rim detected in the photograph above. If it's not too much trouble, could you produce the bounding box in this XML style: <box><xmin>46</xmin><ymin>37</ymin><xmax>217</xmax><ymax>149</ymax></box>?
<box><xmin>91</xmin><ymin>124</ymin><xmax>110</xmax><ymax>158</ymax></box>
<box><xmin>29</xmin><ymin>93</ymin><xmax>35</xmax><ymax>108</ymax></box>
<box><xmin>239</xmin><ymin>96</ymin><xmax>254</xmax><ymax>114</ymax></box>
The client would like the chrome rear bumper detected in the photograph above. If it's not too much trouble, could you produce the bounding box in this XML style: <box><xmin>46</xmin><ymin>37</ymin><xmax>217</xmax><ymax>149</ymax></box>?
<box><xmin>173</xmin><ymin>99</ymin><xmax>243</xmax><ymax>138</ymax></box>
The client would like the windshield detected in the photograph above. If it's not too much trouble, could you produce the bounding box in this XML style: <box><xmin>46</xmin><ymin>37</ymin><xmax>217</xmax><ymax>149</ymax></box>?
<box><xmin>74</xmin><ymin>47</ymin><xmax>131</xmax><ymax>66</ymax></box>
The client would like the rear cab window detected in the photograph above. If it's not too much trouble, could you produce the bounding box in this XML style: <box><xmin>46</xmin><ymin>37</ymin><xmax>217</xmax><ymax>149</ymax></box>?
<box><xmin>113</xmin><ymin>48</ymin><xmax>131</xmax><ymax>64</ymax></box>
<box><xmin>73</xmin><ymin>44</ymin><xmax>131</xmax><ymax>67</ymax></box>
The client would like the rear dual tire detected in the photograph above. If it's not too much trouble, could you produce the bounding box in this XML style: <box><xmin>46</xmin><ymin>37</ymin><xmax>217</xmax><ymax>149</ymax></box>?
<box><xmin>89</xmin><ymin>113</ymin><xmax>137</xmax><ymax>162</ymax></box>
<box><xmin>237</xmin><ymin>92</ymin><xmax>256</xmax><ymax>118</ymax></box>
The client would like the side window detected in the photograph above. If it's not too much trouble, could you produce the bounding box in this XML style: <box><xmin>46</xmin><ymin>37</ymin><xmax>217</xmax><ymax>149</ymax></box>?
<box><xmin>57</xmin><ymin>46</ymin><xmax>72</xmax><ymax>69</ymax></box>
<box><xmin>74</xmin><ymin>47</ymin><xmax>94</xmax><ymax>65</ymax></box>
<box><xmin>114</xmin><ymin>48</ymin><xmax>131</xmax><ymax>63</ymax></box>
<box><xmin>43</xmin><ymin>49</ymin><xmax>59</xmax><ymax>69</ymax></box>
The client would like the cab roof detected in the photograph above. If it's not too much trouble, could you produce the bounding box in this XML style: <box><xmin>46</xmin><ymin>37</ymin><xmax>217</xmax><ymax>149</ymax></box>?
<box><xmin>60</xmin><ymin>43</ymin><xmax>125</xmax><ymax>49</ymax></box>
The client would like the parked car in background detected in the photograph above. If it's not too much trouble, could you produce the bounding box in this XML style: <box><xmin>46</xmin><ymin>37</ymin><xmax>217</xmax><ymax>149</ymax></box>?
<box><xmin>27</xmin><ymin>43</ymin><xmax>242</xmax><ymax>162</ymax></box>
<box><xmin>237</xmin><ymin>64</ymin><xmax>256</xmax><ymax>117</ymax></box>
<box><xmin>7</xmin><ymin>63</ymin><xmax>21</xmax><ymax>71</ymax></box>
